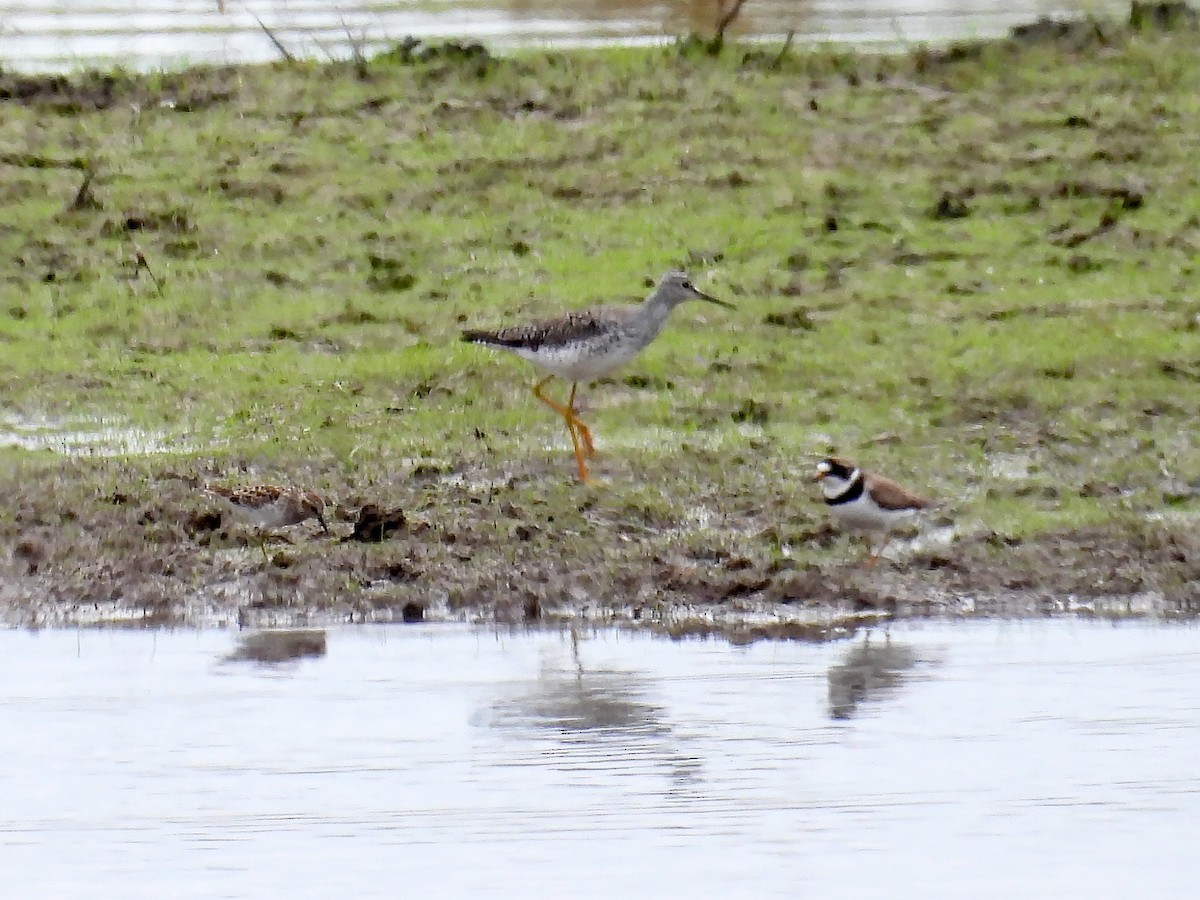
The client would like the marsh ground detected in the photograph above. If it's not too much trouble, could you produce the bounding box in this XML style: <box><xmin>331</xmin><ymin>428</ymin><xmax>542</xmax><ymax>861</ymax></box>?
<box><xmin>0</xmin><ymin>9</ymin><xmax>1198</xmax><ymax>634</ymax></box>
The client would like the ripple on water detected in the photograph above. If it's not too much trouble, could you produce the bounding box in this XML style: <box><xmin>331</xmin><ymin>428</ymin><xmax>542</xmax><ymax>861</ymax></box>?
<box><xmin>0</xmin><ymin>621</ymin><xmax>1197</xmax><ymax>899</ymax></box>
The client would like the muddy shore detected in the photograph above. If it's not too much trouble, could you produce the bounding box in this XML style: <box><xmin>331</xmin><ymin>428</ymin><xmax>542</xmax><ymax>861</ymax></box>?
<box><xmin>1</xmin><ymin>8</ymin><xmax>1198</xmax><ymax>634</ymax></box>
<box><xmin>1</xmin><ymin>456</ymin><xmax>1196</xmax><ymax>635</ymax></box>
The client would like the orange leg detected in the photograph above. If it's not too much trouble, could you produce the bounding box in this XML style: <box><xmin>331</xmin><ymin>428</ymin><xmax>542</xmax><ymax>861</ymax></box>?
<box><xmin>566</xmin><ymin>383</ymin><xmax>596</xmax><ymax>458</ymax></box>
<box><xmin>863</xmin><ymin>536</ymin><xmax>887</xmax><ymax>568</ymax></box>
<box><xmin>532</xmin><ymin>377</ymin><xmax>592</xmax><ymax>483</ymax></box>
<box><xmin>256</xmin><ymin>532</ymin><xmax>272</xmax><ymax>565</ymax></box>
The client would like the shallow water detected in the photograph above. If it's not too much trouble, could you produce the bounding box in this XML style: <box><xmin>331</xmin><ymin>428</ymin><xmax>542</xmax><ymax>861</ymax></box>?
<box><xmin>0</xmin><ymin>412</ymin><xmax>184</xmax><ymax>457</ymax></box>
<box><xmin>1</xmin><ymin>0</ymin><xmax>1125</xmax><ymax>72</ymax></box>
<box><xmin>2</xmin><ymin>621</ymin><xmax>1197</xmax><ymax>898</ymax></box>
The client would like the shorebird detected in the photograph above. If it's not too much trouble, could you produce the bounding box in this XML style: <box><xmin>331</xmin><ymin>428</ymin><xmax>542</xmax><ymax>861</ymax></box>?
<box><xmin>815</xmin><ymin>457</ymin><xmax>933</xmax><ymax>565</ymax></box>
<box><xmin>207</xmin><ymin>484</ymin><xmax>329</xmax><ymax>562</ymax></box>
<box><xmin>462</xmin><ymin>271</ymin><xmax>733</xmax><ymax>483</ymax></box>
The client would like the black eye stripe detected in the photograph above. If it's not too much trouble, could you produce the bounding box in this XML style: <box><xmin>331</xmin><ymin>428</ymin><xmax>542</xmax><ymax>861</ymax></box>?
<box><xmin>820</xmin><ymin>459</ymin><xmax>853</xmax><ymax>480</ymax></box>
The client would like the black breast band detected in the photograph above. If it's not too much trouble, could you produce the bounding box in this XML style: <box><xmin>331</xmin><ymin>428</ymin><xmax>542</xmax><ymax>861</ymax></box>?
<box><xmin>825</xmin><ymin>475</ymin><xmax>864</xmax><ymax>506</ymax></box>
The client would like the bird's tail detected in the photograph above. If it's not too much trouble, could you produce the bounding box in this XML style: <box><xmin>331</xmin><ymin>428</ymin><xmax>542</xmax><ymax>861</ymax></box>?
<box><xmin>461</xmin><ymin>329</ymin><xmax>519</xmax><ymax>348</ymax></box>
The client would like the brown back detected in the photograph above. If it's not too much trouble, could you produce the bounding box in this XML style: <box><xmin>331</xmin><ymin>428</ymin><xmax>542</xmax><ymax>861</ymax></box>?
<box><xmin>866</xmin><ymin>472</ymin><xmax>932</xmax><ymax>511</ymax></box>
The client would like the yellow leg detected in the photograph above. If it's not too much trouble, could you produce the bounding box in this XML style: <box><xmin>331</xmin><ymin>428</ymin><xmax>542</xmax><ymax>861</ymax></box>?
<box><xmin>532</xmin><ymin>375</ymin><xmax>569</xmax><ymax>417</ymax></box>
<box><xmin>533</xmin><ymin>377</ymin><xmax>592</xmax><ymax>483</ymax></box>
<box><xmin>864</xmin><ymin>536</ymin><xmax>886</xmax><ymax>568</ymax></box>
<box><xmin>566</xmin><ymin>383</ymin><xmax>596</xmax><ymax>458</ymax></box>
<box><xmin>533</xmin><ymin>378</ymin><xmax>595</xmax><ymax>457</ymax></box>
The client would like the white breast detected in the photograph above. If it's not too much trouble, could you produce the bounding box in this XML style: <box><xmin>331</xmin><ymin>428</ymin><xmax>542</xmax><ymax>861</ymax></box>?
<box><xmin>224</xmin><ymin>501</ymin><xmax>293</xmax><ymax>529</ymax></box>
<box><xmin>829</xmin><ymin>497</ymin><xmax>916</xmax><ymax>534</ymax></box>
<box><xmin>514</xmin><ymin>339</ymin><xmax>645</xmax><ymax>382</ymax></box>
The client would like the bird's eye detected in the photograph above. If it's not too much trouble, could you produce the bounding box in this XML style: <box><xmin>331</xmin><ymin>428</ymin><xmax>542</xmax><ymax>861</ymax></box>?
<box><xmin>682</xmin><ymin>280</ymin><xmax>693</xmax><ymax>290</ymax></box>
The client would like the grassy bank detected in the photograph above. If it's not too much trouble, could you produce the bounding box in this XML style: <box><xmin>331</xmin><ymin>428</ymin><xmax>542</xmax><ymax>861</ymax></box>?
<box><xmin>1</xmin><ymin>10</ymin><xmax>1198</xmax><ymax>630</ymax></box>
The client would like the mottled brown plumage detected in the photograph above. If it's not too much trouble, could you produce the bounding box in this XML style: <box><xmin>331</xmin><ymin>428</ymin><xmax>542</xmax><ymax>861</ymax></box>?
<box><xmin>208</xmin><ymin>484</ymin><xmax>327</xmax><ymax>527</ymax></box>
<box><xmin>207</xmin><ymin>484</ymin><xmax>328</xmax><ymax>561</ymax></box>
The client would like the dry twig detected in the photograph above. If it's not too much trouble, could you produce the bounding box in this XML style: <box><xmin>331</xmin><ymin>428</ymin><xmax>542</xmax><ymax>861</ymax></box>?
<box><xmin>714</xmin><ymin>0</ymin><xmax>750</xmax><ymax>49</ymax></box>
<box><xmin>69</xmin><ymin>167</ymin><xmax>100</xmax><ymax>211</ymax></box>
<box><xmin>248</xmin><ymin>8</ymin><xmax>297</xmax><ymax>63</ymax></box>
<box><xmin>769</xmin><ymin>29</ymin><xmax>796</xmax><ymax>69</ymax></box>
<box><xmin>340</xmin><ymin>15</ymin><xmax>370</xmax><ymax>80</ymax></box>
<box><xmin>132</xmin><ymin>244</ymin><xmax>165</xmax><ymax>296</ymax></box>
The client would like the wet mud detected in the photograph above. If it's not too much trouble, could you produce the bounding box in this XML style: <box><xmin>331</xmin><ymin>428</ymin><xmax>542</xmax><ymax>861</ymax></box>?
<box><xmin>0</xmin><ymin>463</ymin><xmax>1195</xmax><ymax>635</ymax></box>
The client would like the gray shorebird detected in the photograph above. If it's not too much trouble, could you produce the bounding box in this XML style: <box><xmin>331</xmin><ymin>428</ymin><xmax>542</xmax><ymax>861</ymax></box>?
<box><xmin>207</xmin><ymin>484</ymin><xmax>329</xmax><ymax>562</ymax></box>
<box><xmin>462</xmin><ymin>271</ymin><xmax>732</xmax><ymax>483</ymax></box>
<box><xmin>816</xmin><ymin>457</ymin><xmax>933</xmax><ymax>565</ymax></box>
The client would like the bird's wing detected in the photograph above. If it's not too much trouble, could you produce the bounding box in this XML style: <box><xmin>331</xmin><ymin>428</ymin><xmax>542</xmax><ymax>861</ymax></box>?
<box><xmin>462</xmin><ymin>307</ymin><xmax>621</xmax><ymax>351</ymax></box>
<box><xmin>209</xmin><ymin>484</ymin><xmax>287</xmax><ymax>507</ymax></box>
<box><xmin>866</xmin><ymin>473</ymin><xmax>932</xmax><ymax>511</ymax></box>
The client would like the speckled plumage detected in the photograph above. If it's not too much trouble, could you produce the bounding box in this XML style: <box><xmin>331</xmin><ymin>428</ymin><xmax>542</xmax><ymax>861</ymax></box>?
<box><xmin>462</xmin><ymin>271</ymin><xmax>732</xmax><ymax>482</ymax></box>
<box><xmin>463</xmin><ymin>308</ymin><xmax>619</xmax><ymax>353</ymax></box>
<box><xmin>207</xmin><ymin>484</ymin><xmax>328</xmax><ymax>532</ymax></box>
<box><xmin>463</xmin><ymin>307</ymin><xmax>646</xmax><ymax>382</ymax></box>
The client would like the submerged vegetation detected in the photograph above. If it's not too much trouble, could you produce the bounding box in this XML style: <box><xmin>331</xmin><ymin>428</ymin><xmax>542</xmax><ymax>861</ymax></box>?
<box><xmin>0</xmin><ymin>6</ymin><xmax>1198</xmax><ymax>630</ymax></box>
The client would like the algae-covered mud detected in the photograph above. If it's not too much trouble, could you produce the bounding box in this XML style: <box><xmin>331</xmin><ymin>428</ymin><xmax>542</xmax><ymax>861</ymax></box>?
<box><xmin>0</xmin><ymin>7</ymin><xmax>1197</xmax><ymax>631</ymax></box>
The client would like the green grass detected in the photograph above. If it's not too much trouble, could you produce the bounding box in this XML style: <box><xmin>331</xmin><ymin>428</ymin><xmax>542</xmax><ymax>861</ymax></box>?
<box><xmin>0</xmin><ymin>20</ymin><xmax>1198</xmax><ymax>624</ymax></box>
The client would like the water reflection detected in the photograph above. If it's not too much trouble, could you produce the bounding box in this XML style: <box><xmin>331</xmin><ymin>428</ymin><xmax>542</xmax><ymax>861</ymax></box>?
<box><xmin>2</xmin><ymin>623</ymin><xmax>1199</xmax><ymax>898</ymax></box>
<box><xmin>489</xmin><ymin>663</ymin><xmax>666</xmax><ymax>733</ymax></box>
<box><xmin>827</xmin><ymin>636</ymin><xmax>920</xmax><ymax>719</ymax></box>
<box><xmin>0</xmin><ymin>0</ymin><xmax>1132</xmax><ymax>72</ymax></box>
<box><xmin>483</xmin><ymin>629</ymin><xmax>703</xmax><ymax>787</ymax></box>
<box><xmin>225</xmin><ymin>628</ymin><xmax>327</xmax><ymax>664</ymax></box>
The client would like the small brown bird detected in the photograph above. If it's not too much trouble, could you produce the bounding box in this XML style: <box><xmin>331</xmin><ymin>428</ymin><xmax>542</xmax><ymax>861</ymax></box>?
<box><xmin>207</xmin><ymin>484</ymin><xmax>328</xmax><ymax>562</ymax></box>
<box><xmin>815</xmin><ymin>457</ymin><xmax>933</xmax><ymax>565</ymax></box>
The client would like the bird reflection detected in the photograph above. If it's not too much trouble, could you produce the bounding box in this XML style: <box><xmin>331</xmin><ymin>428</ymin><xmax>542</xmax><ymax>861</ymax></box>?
<box><xmin>225</xmin><ymin>629</ymin><xmax>327</xmax><ymax>665</ymax></box>
<box><xmin>827</xmin><ymin>636</ymin><xmax>919</xmax><ymax>720</ymax></box>
<box><xmin>490</xmin><ymin>630</ymin><xmax>669</xmax><ymax>736</ymax></box>
<box><xmin>486</xmin><ymin>629</ymin><xmax>702</xmax><ymax>789</ymax></box>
